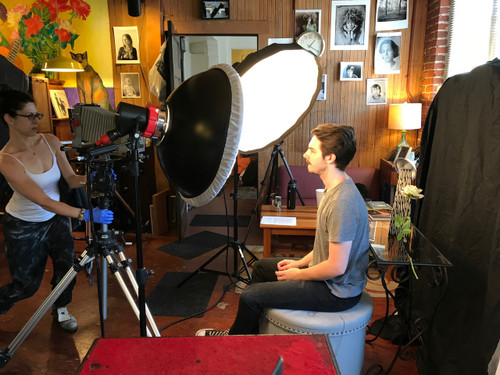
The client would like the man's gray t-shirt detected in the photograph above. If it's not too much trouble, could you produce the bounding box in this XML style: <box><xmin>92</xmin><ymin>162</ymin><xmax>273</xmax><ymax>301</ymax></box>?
<box><xmin>310</xmin><ymin>178</ymin><xmax>369</xmax><ymax>298</ymax></box>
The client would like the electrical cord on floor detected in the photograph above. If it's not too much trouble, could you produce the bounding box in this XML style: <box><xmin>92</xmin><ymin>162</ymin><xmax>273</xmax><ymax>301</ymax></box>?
<box><xmin>158</xmin><ymin>279</ymin><xmax>237</xmax><ymax>333</ymax></box>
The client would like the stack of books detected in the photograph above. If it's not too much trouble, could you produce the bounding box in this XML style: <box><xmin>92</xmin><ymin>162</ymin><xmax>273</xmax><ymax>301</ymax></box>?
<box><xmin>366</xmin><ymin>201</ymin><xmax>393</xmax><ymax>221</ymax></box>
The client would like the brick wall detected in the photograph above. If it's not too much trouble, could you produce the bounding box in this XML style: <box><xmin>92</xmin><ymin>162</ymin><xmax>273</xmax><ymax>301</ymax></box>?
<box><xmin>421</xmin><ymin>0</ymin><xmax>451</xmax><ymax>120</ymax></box>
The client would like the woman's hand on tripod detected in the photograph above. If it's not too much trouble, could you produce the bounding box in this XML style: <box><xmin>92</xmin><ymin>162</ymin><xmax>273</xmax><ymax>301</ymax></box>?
<box><xmin>84</xmin><ymin>207</ymin><xmax>114</xmax><ymax>224</ymax></box>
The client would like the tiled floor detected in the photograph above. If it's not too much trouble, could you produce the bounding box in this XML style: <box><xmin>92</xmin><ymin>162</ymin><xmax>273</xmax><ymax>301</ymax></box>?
<box><xmin>0</xmin><ymin>184</ymin><xmax>419</xmax><ymax>374</ymax></box>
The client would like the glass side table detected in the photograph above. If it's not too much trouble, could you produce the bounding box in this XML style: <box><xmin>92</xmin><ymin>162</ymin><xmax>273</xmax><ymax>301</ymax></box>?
<box><xmin>366</xmin><ymin>222</ymin><xmax>453</xmax><ymax>374</ymax></box>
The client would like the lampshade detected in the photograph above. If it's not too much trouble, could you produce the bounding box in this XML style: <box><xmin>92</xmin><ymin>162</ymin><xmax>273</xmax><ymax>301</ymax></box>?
<box><xmin>388</xmin><ymin>102</ymin><xmax>422</xmax><ymax>149</ymax></box>
<box><xmin>388</xmin><ymin>102</ymin><xmax>422</xmax><ymax>130</ymax></box>
<box><xmin>42</xmin><ymin>55</ymin><xmax>84</xmax><ymax>72</ymax></box>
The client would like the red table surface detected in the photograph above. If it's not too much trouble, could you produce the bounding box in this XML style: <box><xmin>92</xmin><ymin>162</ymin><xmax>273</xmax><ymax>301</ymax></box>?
<box><xmin>77</xmin><ymin>334</ymin><xmax>338</xmax><ymax>374</ymax></box>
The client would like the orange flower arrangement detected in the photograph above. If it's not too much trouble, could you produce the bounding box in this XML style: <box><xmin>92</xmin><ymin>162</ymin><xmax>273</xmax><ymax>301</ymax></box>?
<box><xmin>9</xmin><ymin>0</ymin><xmax>91</xmax><ymax>72</ymax></box>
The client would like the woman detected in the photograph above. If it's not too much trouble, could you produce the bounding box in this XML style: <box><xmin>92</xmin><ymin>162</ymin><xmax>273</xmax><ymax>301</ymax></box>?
<box><xmin>378</xmin><ymin>39</ymin><xmax>400</xmax><ymax>71</ymax></box>
<box><xmin>117</xmin><ymin>33</ymin><xmax>138</xmax><ymax>60</ymax></box>
<box><xmin>0</xmin><ymin>86</ymin><xmax>113</xmax><ymax>333</ymax></box>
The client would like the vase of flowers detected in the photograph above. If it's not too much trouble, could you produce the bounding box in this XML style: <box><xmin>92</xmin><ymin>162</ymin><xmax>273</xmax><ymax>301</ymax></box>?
<box><xmin>8</xmin><ymin>0</ymin><xmax>91</xmax><ymax>74</ymax></box>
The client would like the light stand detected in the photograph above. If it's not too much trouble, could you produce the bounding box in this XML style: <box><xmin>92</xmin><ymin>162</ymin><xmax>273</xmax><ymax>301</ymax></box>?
<box><xmin>243</xmin><ymin>141</ymin><xmax>304</xmax><ymax>243</ymax></box>
<box><xmin>178</xmin><ymin>163</ymin><xmax>259</xmax><ymax>288</ymax></box>
<box><xmin>0</xmin><ymin>145</ymin><xmax>160</xmax><ymax>369</ymax></box>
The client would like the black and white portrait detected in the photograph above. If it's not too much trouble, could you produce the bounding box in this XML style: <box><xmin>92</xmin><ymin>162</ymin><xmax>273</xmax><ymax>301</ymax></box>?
<box><xmin>330</xmin><ymin>0</ymin><xmax>370</xmax><ymax>50</ymax></box>
<box><xmin>295</xmin><ymin>10</ymin><xmax>322</xmax><ymax>39</ymax></box>
<box><xmin>366</xmin><ymin>78</ymin><xmax>387</xmax><ymax>105</ymax></box>
<box><xmin>317</xmin><ymin>74</ymin><xmax>327</xmax><ymax>100</ymax></box>
<box><xmin>121</xmin><ymin>73</ymin><xmax>141</xmax><ymax>98</ymax></box>
<box><xmin>375</xmin><ymin>0</ymin><xmax>409</xmax><ymax>31</ymax></box>
<box><xmin>374</xmin><ymin>32</ymin><xmax>402</xmax><ymax>74</ymax></box>
<box><xmin>340</xmin><ymin>62</ymin><xmax>363</xmax><ymax>81</ymax></box>
<box><xmin>113</xmin><ymin>26</ymin><xmax>141</xmax><ymax>64</ymax></box>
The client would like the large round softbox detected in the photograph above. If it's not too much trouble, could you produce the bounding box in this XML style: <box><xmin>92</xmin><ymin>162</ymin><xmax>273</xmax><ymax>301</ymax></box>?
<box><xmin>156</xmin><ymin>64</ymin><xmax>243</xmax><ymax>207</ymax></box>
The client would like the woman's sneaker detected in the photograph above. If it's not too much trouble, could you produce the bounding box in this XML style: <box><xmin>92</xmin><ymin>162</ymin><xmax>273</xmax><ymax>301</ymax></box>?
<box><xmin>195</xmin><ymin>328</ymin><xmax>229</xmax><ymax>336</ymax></box>
<box><xmin>52</xmin><ymin>306</ymin><xmax>78</xmax><ymax>333</ymax></box>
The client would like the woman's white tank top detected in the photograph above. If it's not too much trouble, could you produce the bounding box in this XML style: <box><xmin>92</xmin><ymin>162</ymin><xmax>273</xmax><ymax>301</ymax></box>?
<box><xmin>2</xmin><ymin>135</ymin><xmax>61</xmax><ymax>222</ymax></box>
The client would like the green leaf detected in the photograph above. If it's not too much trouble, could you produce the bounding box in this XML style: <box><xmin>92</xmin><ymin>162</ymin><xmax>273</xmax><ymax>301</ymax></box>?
<box><xmin>394</xmin><ymin>214</ymin><xmax>404</xmax><ymax>227</ymax></box>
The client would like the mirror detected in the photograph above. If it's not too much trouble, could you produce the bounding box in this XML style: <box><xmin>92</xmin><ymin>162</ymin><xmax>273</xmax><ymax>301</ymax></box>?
<box><xmin>181</xmin><ymin>35</ymin><xmax>258</xmax><ymax>79</ymax></box>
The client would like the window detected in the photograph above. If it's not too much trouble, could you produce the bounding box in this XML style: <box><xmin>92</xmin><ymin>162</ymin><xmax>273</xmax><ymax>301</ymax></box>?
<box><xmin>446</xmin><ymin>0</ymin><xmax>499</xmax><ymax>78</ymax></box>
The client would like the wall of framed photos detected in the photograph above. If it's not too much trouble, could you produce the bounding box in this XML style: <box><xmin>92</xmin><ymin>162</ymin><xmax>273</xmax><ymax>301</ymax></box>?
<box><xmin>106</xmin><ymin>0</ymin><xmax>429</xmax><ymax>192</ymax></box>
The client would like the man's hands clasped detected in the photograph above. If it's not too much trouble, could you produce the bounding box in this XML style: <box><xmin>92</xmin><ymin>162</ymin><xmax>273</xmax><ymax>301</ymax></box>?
<box><xmin>275</xmin><ymin>259</ymin><xmax>303</xmax><ymax>281</ymax></box>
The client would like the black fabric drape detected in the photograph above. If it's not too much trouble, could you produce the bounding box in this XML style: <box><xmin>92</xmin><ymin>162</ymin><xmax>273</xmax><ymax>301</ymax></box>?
<box><xmin>414</xmin><ymin>59</ymin><xmax>500</xmax><ymax>374</ymax></box>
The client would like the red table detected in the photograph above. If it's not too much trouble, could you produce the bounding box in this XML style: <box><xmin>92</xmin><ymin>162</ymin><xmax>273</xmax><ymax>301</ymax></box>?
<box><xmin>77</xmin><ymin>334</ymin><xmax>338</xmax><ymax>374</ymax></box>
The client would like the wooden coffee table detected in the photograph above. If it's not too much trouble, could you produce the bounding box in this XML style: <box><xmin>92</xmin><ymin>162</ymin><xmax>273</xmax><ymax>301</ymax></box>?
<box><xmin>260</xmin><ymin>205</ymin><xmax>317</xmax><ymax>257</ymax></box>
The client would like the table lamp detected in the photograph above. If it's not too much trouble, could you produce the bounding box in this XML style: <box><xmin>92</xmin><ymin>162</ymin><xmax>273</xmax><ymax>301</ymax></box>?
<box><xmin>388</xmin><ymin>102</ymin><xmax>422</xmax><ymax>150</ymax></box>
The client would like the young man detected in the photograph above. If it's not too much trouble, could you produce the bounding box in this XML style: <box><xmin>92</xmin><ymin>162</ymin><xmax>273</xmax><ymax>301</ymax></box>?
<box><xmin>196</xmin><ymin>124</ymin><xmax>369</xmax><ymax>336</ymax></box>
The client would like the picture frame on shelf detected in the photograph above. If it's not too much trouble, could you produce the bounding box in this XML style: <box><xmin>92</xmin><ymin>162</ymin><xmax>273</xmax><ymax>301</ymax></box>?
<box><xmin>49</xmin><ymin>89</ymin><xmax>70</xmax><ymax>119</ymax></box>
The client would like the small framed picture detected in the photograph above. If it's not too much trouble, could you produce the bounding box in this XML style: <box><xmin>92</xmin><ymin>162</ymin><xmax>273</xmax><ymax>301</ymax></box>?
<box><xmin>121</xmin><ymin>73</ymin><xmax>141</xmax><ymax>98</ymax></box>
<box><xmin>113</xmin><ymin>26</ymin><xmax>140</xmax><ymax>64</ymax></box>
<box><xmin>330</xmin><ymin>0</ymin><xmax>370</xmax><ymax>50</ymax></box>
<box><xmin>375</xmin><ymin>0</ymin><xmax>409</xmax><ymax>31</ymax></box>
<box><xmin>317</xmin><ymin>74</ymin><xmax>327</xmax><ymax>100</ymax></box>
<box><xmin>340</xmin><ymin>62</ymin><xmax>363</xmax><ymax>81</ymax></box>
<box><xmin>366</xmin><ymin>78</ymin><xmax>387</xmax><ymax>105</ymax></box>
<box><xmin>295</xmin><ymin>9</ymin><xmax>322</xmax><ymax>39</ymax></box>
<box><xmin>49</xmin><ymin>89</ymin><xmax>70</xmax><ymax>118</ymax></box>
<box><xmin>374</xmin><ymin>32</ymin><xmax>402</xmax><ymax>74</ymax></box>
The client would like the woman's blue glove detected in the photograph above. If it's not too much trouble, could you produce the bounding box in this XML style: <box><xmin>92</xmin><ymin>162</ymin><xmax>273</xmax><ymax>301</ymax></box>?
<box><xmin>84</xmin><ymin>207</ymin><xmax>114</xmax><ymax>224</ymax></box>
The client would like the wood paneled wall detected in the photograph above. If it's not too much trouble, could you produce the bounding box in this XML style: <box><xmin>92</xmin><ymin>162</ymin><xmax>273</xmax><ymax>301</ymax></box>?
<box><xmin>107</xmin><ymin>0</ymin><xmax>428</xmax><ymax>192</ymax></box>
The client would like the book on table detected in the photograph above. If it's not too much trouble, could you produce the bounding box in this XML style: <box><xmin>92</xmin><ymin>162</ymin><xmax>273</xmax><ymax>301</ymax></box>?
<box><xmin>366</xmin><ymin>201</ymin><xmax>392</xmax><ymax>221</ymax></box>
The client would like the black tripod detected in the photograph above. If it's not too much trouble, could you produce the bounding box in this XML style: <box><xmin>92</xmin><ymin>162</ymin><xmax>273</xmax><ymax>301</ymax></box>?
<box><xmin>243</xmin><ymin>141</ymin><xmax>304</xmax><ymax>243</ymax></box>
<box><xmin>178</xmin><ymin>164</ymin><xmax>259</xmax><ymax>288</ymax></box>
<box><xmin>0</xmin><ymin>148</ymin><xmax>160</xmax><ymax>369</ymax></box>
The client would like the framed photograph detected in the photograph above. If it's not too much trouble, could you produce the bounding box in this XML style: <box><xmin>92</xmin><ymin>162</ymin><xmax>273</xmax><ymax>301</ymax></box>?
<box><xmin>295</xmin><ymin>9</ymin><xmax>321</xmax><ymax>40</ymax></box>
<box><xmin>375</xmin><ymin>32</ymin><xmax>402</xmax><ymax>74</ymax></box>
<box><xmin>340</xmin><ymin>62</ymin><xmax>363</xmax><ymax>81</ymax></box>
<box><xmin>366</xmin><ymin>78</ymin><xmax>387</xmax><ymax>105</ymax></box>
<box><xmin>49</xmin><ymin>89</ymin><xmax>70</xmax><ymax>119</ymax></box>
<box><xmin>201</xmin><ymin>1</ymin><xmax>230</xmax><ymax>19</ymax></box>
<box><xmin>113</xmin><ymin>26</ymin><xmax>140</xmax><ymax>64</ymax></box>
<box><xmin>317</xmin><ymin>74</ymin><xmax>327</xmax><ymax>100</ymax></box>
<box><xmin>121</xmin><ymin>73</ymin><xmax>141</xmax><ymax>98</ymax></box>
<box><xmin>330</xmin><ymin>0</ymin><xmax>370</xmax><ymax>50</ymax></box>
<box><xmin>375</xmin><ymin>0</ymin><xmax>409</xmax><ymax>31</ymax></box>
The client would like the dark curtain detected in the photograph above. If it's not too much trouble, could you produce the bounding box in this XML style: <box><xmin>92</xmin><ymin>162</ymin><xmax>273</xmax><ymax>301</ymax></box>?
<box><xmin>414</xmin><ymin>59</ymin><xmax>500</xmax><ymax>374</ymax></box>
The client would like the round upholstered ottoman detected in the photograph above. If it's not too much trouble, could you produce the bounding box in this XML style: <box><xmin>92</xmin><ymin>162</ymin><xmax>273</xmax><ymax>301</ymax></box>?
<box><xmin>259</xmin><ymin>290</ymin><xmax>373</xmax><ymax>375</ymax></box>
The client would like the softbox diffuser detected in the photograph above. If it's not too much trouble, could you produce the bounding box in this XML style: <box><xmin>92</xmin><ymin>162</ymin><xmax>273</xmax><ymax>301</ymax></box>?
<box><xmin>156</xmin><ymin>64</ymin><xmax>243</xmax><ymax>207</ymax></box>
<box><xmin>235</xmin><ymin>43</ymin><xmax>321</xmax><ymax>154</ymax></box>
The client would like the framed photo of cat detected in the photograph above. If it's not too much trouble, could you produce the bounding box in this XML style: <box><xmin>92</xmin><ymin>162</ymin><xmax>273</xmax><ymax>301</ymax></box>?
<box><xmin>113</xmin><ymin>26</ymin><xmax>141</xmax><ymax>64</ymax></box>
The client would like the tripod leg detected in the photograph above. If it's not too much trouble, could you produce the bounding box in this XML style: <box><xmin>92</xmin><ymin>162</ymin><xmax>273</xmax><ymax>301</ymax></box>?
<box><xmin>277</xmin><ymin>147</ymin><xmax>305</xmax><ymax>206</ymax></box>
<box><xmin>115</xmin><ymin>250</ymin><xmax>160</xmax><ymax>337</ymax></box>
<box><xmin>177</xmin><ymin>245</ymin><xmax>230</xmax><ymax>288</ymax></box>
<box><xmin>0</xmin><ymin>251</ymin><xmax>93</xmax><ymax>368</ymax></box>
<box><xmin>104</xmin><ymin>254</ymin><xmax>158</xmax><ymax>337</ymax></box>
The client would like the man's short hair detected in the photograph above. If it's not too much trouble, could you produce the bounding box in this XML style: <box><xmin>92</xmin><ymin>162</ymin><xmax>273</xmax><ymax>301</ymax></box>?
<box><xmin>311</xmin><ymin>124</ymin><xmax>356</xmax><ymax>171</ymax></box>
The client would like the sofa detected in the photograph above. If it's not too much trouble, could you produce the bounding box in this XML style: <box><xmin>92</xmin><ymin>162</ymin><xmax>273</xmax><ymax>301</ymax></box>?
<box><xmin>277</xmin><ymin>165</ymin><xmax>380</xmax><ymax>206</ymax></box>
